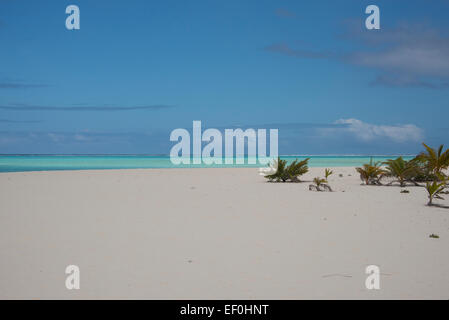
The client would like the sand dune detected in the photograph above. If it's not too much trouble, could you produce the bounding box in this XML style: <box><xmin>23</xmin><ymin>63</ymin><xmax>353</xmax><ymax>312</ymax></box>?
<box><xmin>0</xmin><ymin>167</ymin><xmax>448</xmax><ymax>299</ymax></box>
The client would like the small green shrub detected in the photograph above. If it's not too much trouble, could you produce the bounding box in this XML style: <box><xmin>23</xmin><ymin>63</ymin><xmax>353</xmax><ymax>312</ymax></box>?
<box><xmin>265</xmin><ymin>157</ymin><xmax>309</xmax><ymax>182</ymax></box>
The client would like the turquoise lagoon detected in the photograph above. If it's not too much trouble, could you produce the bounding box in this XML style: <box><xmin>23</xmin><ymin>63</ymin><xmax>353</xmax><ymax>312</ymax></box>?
<box><xmin>0</xmin><ymin>155</ymin><xmax>416</xmax><ymax>173</ymax></box>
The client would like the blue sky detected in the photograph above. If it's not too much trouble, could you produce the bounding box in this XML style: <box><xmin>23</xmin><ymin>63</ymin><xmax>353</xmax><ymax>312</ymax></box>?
<box><xmin>1</xmin><ymin>0</ymin><xmax>449</xmax><ymax>154</ymax></box>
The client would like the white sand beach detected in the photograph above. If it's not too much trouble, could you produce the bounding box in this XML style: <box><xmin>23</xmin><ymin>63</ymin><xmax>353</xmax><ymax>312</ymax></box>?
<box><xmin>0</xmin><ymin>167</ymin><xmax>448</xmax><ymax>299</ymax></box>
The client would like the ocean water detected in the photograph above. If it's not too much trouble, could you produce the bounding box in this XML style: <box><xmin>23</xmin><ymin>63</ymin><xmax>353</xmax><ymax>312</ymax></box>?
<box><xmin>0</xmin><ymin>155</ymin><xmax>416</xmax><ymax>173</ymax></box>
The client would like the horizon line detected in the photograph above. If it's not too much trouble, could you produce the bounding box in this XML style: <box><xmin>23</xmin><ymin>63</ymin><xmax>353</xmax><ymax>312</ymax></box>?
<box><xmin>0</xmin><ymin>153</ymin><xmax>418</xmax><ymax>157</ymax></box>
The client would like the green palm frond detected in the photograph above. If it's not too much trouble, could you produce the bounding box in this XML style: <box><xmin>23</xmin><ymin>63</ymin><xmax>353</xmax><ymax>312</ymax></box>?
<box><xmin>382</xmin><ymin>156</ymin><xmax>419</xmax><ymax>186</ymax></box>
<box><xmin>356</xmin><ymin>162</ymin><xmax>386</xmax><ymax>185</ymax></box>
<box><xmin>264</xmin><ymin>157</ymin><xmax>309</xmax><ymax>182</ymax></box>
<box><xmin>324</xmin><ymin>168</ymin><xmax>333</xmax><ymax>181</ymax></box>
<box><xmin>425</xmin><ymin>180</ymin><xmax>446</xmax><ymax>205</ymax></box>
<box><xmin>313</xmin><ymin>177</ymin><xmax>327</xmax><ymax>187</ymax></box>
<box><xmin>287</xmin><ymin>158</ymin><xmax>309</xmax><ymax>182</ymax></box>
<box><xmin>416</xmin><ymin>143</ymin><xmax>449</xmax><ymax>176</ymax></box>
<box><xmin>265</xmin><ymin>157</ymin><xmax>287</xmax><ymax>182</ymax></box>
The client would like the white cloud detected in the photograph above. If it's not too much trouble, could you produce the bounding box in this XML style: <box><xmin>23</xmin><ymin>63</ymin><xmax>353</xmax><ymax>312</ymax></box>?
<box><xmin>267</xmin><ymin>23</ymin><xmax>449</xmax><ymax>88</ymax></box>
<box><xmin>332</xmin><ymin>118</ymin><xmax>423</xmax><ymax>143</ymax></box>
<box><xmin>350</xmin><ymin>46</ymin><xmax>449</xmax><ymax>78</ymax></box>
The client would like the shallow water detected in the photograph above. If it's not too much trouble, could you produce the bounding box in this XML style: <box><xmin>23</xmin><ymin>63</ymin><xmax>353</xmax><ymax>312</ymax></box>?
<box><xmin>0</xmin><ymin>155</ymin><xmax>416</xmax><ymax>172</ymax></box>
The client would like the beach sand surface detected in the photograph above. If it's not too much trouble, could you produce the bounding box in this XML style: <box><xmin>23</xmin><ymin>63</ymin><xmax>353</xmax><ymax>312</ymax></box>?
<box><xmin>0</xmin><ymin>167</ymin><xmax>448</xmax><ymax>299</ymax></box>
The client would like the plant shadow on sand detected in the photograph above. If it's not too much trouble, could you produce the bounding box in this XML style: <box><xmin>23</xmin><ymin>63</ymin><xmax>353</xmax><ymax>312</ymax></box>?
<box><xmin>428</xmin><ymin>203</ymin><xmax>449</xmax><ymax>209</ymax></box>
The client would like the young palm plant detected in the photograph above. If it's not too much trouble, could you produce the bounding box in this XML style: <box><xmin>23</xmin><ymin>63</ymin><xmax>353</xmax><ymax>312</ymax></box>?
<box><xmin>383</xmin><ymin>157</ymin><xmax>420</xmax><ymax>187</ymax></box>
<box><xmin>355</xmin><ymin>160</ymin><xmax>386</xmax><ymax>185</ymax></box>
<box><xmin>309</xmin><ymin>177</ymin><xmax>332</xmax><ymax>192</ymax></box>
<box><xmin>264</xmin><ymin>158</ymin><xmax>288</xmax><ymax>182</ymax></box>
<box><xmin>286</xmin><ymin>158</ymin><xmax>310</xmax><ymax>182</ymax></box>
<box><xmin>264</xmin><ymin>157</ymin><xmax>309</xmax><ymax>182</ymax></box>
<box><xmin>410</xmin><ymin>158</ymin><xmax>437</xmax><ymax>182</ymax></box>
<box><xmin>416</xmin><ymin>143</ymin><xmax>449</xmax><ymax>177</ymax></box>
<box><xmin>324</xmin><ymin>168</ymin><xmax>333</xmax><ymax>181</ymax></box>
<box><xmin>425</xmin><ymin>180</ymin><xmax>446</xmax><ymax>206</ymax></box>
